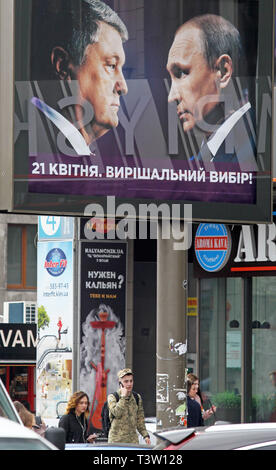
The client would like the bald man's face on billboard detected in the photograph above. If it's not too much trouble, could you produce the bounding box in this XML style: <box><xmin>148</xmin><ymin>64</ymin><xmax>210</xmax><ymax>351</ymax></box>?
<box><xmin>167</xmin><ymin>24</ymin><xmax>232</xmax><ymax>133</ymax></box>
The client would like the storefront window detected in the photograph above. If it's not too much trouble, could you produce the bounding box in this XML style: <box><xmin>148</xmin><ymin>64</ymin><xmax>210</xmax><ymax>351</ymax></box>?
<box><xmin>7</xmin><ymin>225</ymin><xmax>22</xmax><ymax>285</ymax></box>
<box><xmin>7</xmin><ymin>224</ymin><xmax>37</xmax><ymax>289</ymax></box>
<box><xmin>0</xmin><ymin>366</ymin><xmax>35</xmax><ymax>412</ymax></box>
<box><xmin>225</xmin><ymin>278</ymin><xmax>242</xmax><ymax>422</ymax></box>
<box><xmin>199</xmin><ymin>278</ymin><xmax>226</xmax><ymax>423</ymax></box>
<box><xmin>252</xmin><ymin>277</ymin><xmax>276</xmax><ymax>422</ymax></box>
<box><xmin>199</xmin><ymin>277</ymin><xmax>242</xmax><ymax>423</ymax></box>
<box><xmin>226</xmin><ymin>278</ymin><xmax>242</xmax><ymax>392</ymax></box>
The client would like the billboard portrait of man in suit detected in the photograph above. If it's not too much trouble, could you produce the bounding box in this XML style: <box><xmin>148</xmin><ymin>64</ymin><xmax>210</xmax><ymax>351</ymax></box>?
<box><xmin>166</xmin><ymin>14</ymin><xmax>257</xmax><ymax>171</ymax></box>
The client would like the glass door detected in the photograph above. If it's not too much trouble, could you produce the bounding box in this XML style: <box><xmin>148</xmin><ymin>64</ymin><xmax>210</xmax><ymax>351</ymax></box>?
<box><xmin>199</xmin><ymin>277</ymin><xmax>242</xmax><ymax>423</ymax></box>
<box><xmin>252</xmin><ymin>277</ymin><xmax>276</xmax><ymax>422</ymax></box>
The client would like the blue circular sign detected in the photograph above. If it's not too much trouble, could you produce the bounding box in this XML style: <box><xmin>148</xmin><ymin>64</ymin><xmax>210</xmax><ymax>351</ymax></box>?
<box><xmin>44</xmin><ymin>248</ymin><xmax>67</xmax><ymax>276</ymax></box>
<box><xmin>195</xmin><ymin>224</ymin><xmax>231</xmax><ymax>272</ymax></box>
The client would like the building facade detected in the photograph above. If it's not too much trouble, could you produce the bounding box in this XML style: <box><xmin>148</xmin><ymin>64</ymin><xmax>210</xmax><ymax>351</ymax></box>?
<box><xmin>0</xmin><ymin>214</ymin><xmax>38</xmax><ymax>411</ymax></box>
<box><xmin>193</xmin><ymin>221</ymin><xmax>276</xmax><ymax>424</ymax></box>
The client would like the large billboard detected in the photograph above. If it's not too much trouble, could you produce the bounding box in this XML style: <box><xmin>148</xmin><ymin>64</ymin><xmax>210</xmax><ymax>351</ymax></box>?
<box><xmin>79</xmin><ymin>241</ymin><xmax>127</xmax><ymax>432</ymax></box>
<box><xmin>11</xmin><ymin>0</ymin><xmax>274</xmax><ymax>222</ymax></box>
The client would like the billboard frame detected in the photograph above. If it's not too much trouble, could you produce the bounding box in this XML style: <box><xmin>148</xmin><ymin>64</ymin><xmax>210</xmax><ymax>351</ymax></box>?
<box><xmin>0</xmin><ymin>0</ymin><xmax>274</xmax><ymax>224</ymax></box>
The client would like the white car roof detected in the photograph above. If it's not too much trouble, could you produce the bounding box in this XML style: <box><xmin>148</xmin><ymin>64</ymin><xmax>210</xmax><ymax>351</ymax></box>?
<box><xmin>0</xmin><ymin>416</ymin><xmax>36</xmax><ymax>438</ymax></box>
<box><xmin>0</xmin><ymin>417</ymin><xmax>57</xmax><ymax>449</ymax></box>
<box><xmin>206</xmin><ymin>422</ymin><xmax>276</xmax><ymax>433</ymax></box>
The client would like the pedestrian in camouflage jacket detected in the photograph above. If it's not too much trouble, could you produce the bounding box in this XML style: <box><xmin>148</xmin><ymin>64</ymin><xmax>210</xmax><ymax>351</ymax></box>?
<box><xmin>107</xmin><ymin>368</ymin><xmax>151</xmax><ymax>444</ymax></box>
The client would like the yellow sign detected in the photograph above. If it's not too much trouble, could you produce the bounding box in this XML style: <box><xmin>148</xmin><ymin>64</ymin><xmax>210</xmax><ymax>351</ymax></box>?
<box><xmin>187</xmin><ymin>297</ymin><xmax>198</xmax><ymax>316</ymax></box>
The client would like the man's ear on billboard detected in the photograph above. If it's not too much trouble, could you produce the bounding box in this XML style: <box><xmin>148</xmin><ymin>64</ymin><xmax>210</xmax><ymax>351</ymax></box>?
<box><xmin>215</xmin><ymin>54</ymin><xmax>232</xmax><ymax>89</ymax></box>
<box><xmin>51</xmin><ymin>46</ymin><xmax>76</xmax><ymax>81</ymax></box>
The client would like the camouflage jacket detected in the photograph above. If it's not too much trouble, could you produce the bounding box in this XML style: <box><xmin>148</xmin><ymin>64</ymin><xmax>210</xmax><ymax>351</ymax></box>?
<box><xmin>107</xmin><ymin>390</ymin><xmax>149</xmax><ymax>444</ymax></box>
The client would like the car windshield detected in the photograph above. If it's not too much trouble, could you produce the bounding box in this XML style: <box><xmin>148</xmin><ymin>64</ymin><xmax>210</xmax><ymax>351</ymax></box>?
<box><xmin>0</xmin><ymin>438</ymin><xmax>51</xmax><ymax>450</ymax></box>
<box><xmin>0</xmin><ymin>383</ymin><xmax>20</xmax><ymax>423</ymax></box>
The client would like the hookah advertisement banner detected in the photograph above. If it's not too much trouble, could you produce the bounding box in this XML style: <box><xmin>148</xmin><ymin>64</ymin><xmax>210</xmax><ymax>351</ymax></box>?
<box><xmin>79</xmin><ymin>241</ymin><xmax>127</xmax><ymax>432</ymax></box>
<box><xmin>36</xmin><ymin>239</ymin><xmax>74</xmax><ymax>419</ymax></box>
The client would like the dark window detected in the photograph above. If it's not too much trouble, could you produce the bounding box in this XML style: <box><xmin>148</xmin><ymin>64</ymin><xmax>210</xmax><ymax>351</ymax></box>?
<box><xmin>7</xmin><ymin>224</ymin><xmax>37</xmax><ymax>289</ymax></box>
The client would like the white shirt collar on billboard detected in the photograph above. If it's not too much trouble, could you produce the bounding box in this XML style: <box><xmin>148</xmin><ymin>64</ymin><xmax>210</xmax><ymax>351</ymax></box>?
<box><xmin>31</xmin><ymin>97</ymin><xmax>93</xmax><ymax>156</ymax></box>
<box><xmin>207</xmin><ymin>101</ymin><xmax>251</xmax><ymax>158</ymax></box>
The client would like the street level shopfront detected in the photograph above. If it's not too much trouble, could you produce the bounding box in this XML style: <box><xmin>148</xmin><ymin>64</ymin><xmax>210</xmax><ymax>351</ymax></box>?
<box><xmin>193</xmin><ymin>222</ymin><xmax>276</xmax><ymax>424</ymax></box>
<box><xmin>0</xmin><ymin>365</ymin><xmax>35</xmax><ymax>411</ymax></box>
<box><xmin>0</xmin><ymin>323</ymin><xmax>37</xmax><ymax>411</ymax></box>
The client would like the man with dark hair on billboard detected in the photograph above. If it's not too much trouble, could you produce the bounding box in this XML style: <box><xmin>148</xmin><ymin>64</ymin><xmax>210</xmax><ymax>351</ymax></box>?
<box><xmin>166</xmin><ymin>14</ymin><xmax>257</xmax><ymax>170</ymax></box>
<box><xmin>32</xmin><ymin>0</ymin><xmax>128</xmax><ymax>155</ymax></box>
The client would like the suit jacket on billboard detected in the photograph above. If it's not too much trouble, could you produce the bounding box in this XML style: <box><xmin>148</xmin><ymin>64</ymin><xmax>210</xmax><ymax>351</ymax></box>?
<box><xmin>195</xmin><ymin>102</ymin><xmax>257</xmax><ymax>172</ymax></box>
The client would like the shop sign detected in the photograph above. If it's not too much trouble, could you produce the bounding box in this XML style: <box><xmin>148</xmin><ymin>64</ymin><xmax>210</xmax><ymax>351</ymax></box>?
<box><xmin>195</xmin><ymin>223</ymin><xmax>232</xmax><ymax>272</ymax></box>
<box><xmin>234</xmin><ymin>224</ymin><xmax>276</xmax><ymax>264</ymax></box>
<box><xmin>0</xmin><ymin>324</ymin><xmax>37</xmax><ymax>362</ymax></box>
<box><xmin>80</xmin><ymin>217</ymin><xmax>119</xmax><ymax>240</ymax></box>
<box><xmin>194</xmin><ymin>220</ymin><xmax>276</xmax><ymax>277</ymax></box>
<box><xmin>44</xmin><ymin>248</ymin><xmax>67</xmax><ymax>277</ymax></box>
<box><xmin>38</xmin><ymin>216</ymin><xmax>74</xmax><ymax>240</ymax></box>
<box><xmin>187</xmin><ymin>298</ymin><xmax>198</xmax><ymax>316</ymax></box>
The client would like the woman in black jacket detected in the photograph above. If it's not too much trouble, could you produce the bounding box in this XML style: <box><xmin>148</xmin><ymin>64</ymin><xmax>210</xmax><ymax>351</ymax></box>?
<box><xmin>187</xmin><ymin>379</ymin><xmax>204</xmax><ymax>428</ymax></box>
<box><xmin>59</xmin><ymin>391</ymin><xmax>97</xmax><ymax>443</ymax></box>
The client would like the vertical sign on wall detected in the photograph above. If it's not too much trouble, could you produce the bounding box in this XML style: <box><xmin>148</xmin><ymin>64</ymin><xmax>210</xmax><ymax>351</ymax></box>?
<box><xmin>36</xmin><ymin>216</ymin><xmax>74</xmax><ymax>419</ymax></box>
<box><xmin>79</xmin><ymin>241</ymin><xmax>127</xmax><ymax>432</ymax></box>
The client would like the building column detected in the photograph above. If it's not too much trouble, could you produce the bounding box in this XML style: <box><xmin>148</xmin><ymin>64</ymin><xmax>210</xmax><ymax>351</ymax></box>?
<box><xmin>156</xmin><ymin>222</ymin><xmax>187</xmax><ymax>429</ymax></box>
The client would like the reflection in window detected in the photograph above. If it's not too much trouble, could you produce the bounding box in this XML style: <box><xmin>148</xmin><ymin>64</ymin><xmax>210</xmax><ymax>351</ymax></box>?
<box><xmin>199</xmin><ymin>277</ymin><xmax>242</xmax><ymax>423</ymax></box>
<box><xmin>252</xmin><ymin>277</ymin><xmax>276</xmax><ymax>422</ymax></box>
<box><xmin>226</xmin><ymin>278</ymin><xmax>242</xmax><ymax>395</ymax></box>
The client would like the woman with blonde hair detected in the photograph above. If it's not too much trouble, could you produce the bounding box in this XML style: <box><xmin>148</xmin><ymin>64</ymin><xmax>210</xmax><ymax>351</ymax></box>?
<box><xmin>13</xmin><ymin>401</ymin><xmax>33</xmax><ymax>428</ymax></box>
<box><xmin>13</xmin><ymin>400</ymin><xmax>47</xmax><ymax>436</ymax></box>
<box><xmin>58</xmin><ymin>391</ymin><xmax>97</xmax><ymax>444</ymax></box>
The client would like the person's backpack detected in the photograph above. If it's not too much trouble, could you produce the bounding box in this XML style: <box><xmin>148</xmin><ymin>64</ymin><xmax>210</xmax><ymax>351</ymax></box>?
<box><xmin>101</xmin><ymin>391</ymin><xmax>139</xmax><ymax>438</ymax></box>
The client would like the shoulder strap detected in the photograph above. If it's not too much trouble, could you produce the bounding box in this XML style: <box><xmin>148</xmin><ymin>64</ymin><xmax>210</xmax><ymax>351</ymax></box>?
<box><xmin>132</xmin><ymin>391</ymin><xmax>140</xmax><ymax>406</ymax></box>
<box><xmin>110</xmin><ymin>391</ymin><xmax>139</xmax><ymax>404</ymax></box>
<box><xmin>113</xmin><ymin>392</ymin><xmax>119</xmax><ymax>401</ymax></box>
